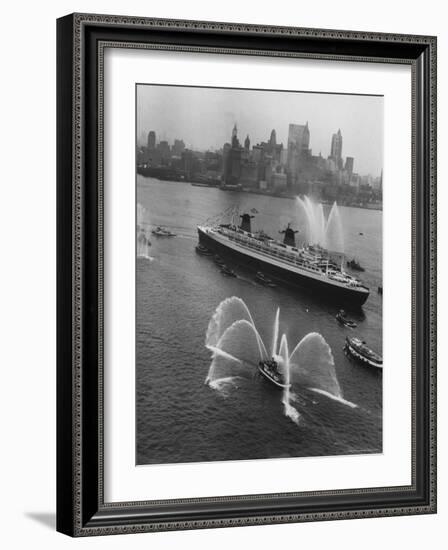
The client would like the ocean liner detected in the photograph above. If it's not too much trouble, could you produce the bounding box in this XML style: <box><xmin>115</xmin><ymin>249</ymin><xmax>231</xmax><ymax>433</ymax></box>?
<box><xmin>197</xmin><ymin>211</ymin><xmax>369</xmax><ymax>306</ymax></box>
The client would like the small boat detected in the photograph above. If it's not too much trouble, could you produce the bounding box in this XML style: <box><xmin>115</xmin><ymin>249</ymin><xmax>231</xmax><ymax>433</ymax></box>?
<box><xmin>359</xmin><ymin>232</ymin><xmax>364</xmax><ymax>236</ymax></box>
<box><xmin>214</xmin><ymin>255</ymin><xmax>226</xmax><ymax>266</ymax></box>
<box><xmin>336</xmin><ymin>309</ymin><xmax>357</xmax><ymax>328</ymax></box>
<box><xmin>152</xmin><ymin>226</ymin><xmax>177</xmax><ymax>237</ymax></box>
<box><xmin>255</xmin><ymin>271</ymin><xmax>276</xmax><ymax>287</ymax></box>
<box><xmin>220</xmin><ymin>265</ymin><xmax>236</xmax><ymax>277</ymax></box>
<box><xmin>344</xmin><ymin>337</ymin><xmax>382</xmax><ymax>369</ymax></box>
<box><xmin>258</xmin><ymin>359</ymin><xmax>291</xmax><ymax>389</ymax></box>
<box><xmin>347</xmin><ymin>259</ymin><xmax>365</xmax><ymax>272</ymax></box>
<box><xmin>195</xmin><ymin>244</ymin><xmax>213</xmax><ymax>256</ymax></box>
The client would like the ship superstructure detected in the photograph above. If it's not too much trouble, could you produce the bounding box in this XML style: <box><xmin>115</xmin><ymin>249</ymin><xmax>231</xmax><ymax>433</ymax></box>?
<box><xmin>197</xmin><ymin>210</ymin><xmax>369</xmax><ymax>306</ymax></box>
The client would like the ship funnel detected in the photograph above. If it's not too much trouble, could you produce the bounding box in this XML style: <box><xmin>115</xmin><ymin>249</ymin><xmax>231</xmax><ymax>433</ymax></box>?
<box><xmin>280</xmin><ymin>223</ymin><xmax>298</xmax><ymax>247</ymax></box>
<box><xmin>240</xmin><ymin>213</ymin><xmax>254</xmax><ymax>233</ymax></box>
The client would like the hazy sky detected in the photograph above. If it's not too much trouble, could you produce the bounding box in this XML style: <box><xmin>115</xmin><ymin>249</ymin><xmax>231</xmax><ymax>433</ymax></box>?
<box><xmin>137</xmin><ymin>85</ymin><xmax>383</xmax><ymax>177</ymax></box>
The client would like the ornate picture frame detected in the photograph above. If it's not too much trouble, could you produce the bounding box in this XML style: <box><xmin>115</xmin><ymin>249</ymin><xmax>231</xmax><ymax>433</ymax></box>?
<box><xmin>57</xmin><ymin>13</ymin><xmax>436</xmax><ymax>536</ymax></box>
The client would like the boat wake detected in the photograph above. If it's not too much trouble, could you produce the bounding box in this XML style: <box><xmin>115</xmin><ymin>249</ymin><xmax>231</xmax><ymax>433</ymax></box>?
<box><xmin>207</xmin><ymin>376</ymin><xmax>242</xmax><ymax>396</ymax></box>
<box><xmin>137</xmin><ymin>254</ymin><xmax>154</xmax><ymax>261</ymax></box>
<box><xmin>309</xmin><ymin>388</ymin><xmax>358</xmax><ymax>409</ymax></box>
<box><xmin>282</xmin><ymin>388</ymin><xmax>301</xmax><ymax>425</ymax></box>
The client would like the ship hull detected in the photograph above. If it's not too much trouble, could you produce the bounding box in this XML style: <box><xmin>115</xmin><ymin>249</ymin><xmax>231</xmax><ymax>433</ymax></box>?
<box><xmin>344</xmin><ymin>339</ymin><xmax>382</xmax><ymax>369</ymax></box>
<box><xmin>258</xmin><ymin>364</ymin><xmax>291</xmax><ymax>389</ymax></box>
<box><xmin>198</xmin><ymin>228</ymin><xmax>369</xmax><ymax>307</ymax></box>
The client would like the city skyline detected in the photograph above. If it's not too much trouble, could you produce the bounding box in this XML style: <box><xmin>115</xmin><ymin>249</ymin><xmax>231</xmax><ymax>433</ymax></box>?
<box><xmin>137</xmin><ymin>85</ymin><xmax>383</xmax><ymax>178</ymax></box>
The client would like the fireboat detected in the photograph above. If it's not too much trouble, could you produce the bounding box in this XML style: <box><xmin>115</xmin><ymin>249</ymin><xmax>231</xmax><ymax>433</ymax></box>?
<box><xmin>258</xmin><ymin>358</ymin><xmax>291</xmax><ymax>389</ymax></box>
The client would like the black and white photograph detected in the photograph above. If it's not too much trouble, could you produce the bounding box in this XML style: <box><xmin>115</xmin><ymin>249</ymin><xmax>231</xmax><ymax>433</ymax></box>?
<box><xmin>135</xmin><ymin>84</ymin><xmax>383</xmax><ymax>465</ymax></box>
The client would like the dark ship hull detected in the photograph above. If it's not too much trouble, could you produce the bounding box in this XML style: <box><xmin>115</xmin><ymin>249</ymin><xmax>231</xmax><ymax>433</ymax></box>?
<box><xmin>198</xmin><ymin>227</ymin><xmax>369</xmax><ymax>307</ymax></box>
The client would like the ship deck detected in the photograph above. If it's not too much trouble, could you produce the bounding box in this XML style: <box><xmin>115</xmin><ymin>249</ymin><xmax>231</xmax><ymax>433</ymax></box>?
<box><xmin>198</xmin><ymin>225</ymin><xmax>368</xmax><ymax>294</ymax></box>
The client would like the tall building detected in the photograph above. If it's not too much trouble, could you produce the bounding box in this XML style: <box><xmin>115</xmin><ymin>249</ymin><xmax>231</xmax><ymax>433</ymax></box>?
<box><xmin>269</xmin><ymin>129</ymin><xmax>277</xmax><ymax>148</ymax></box>
<box><xmin>172</xmin><ymin>139</ymin><xmax>185</xmax><ymax>156</ymax></box>
<box><xmin>287</xmin><ymin>122</ymin><xmax>310</xmax><ymax>185</ymax></box>
<box><xmin>147</xmin><ymin>130</ymin><xmax>156</xmax><ymax>150</ymax></box>
<box><xmin>288</xmin><ymin>122</ymin><xmax>310</xmax><ymax>153</ymax></box>
<box><xmin>244</xmin><ymin>135</ymin><xmax>250</xmax><ymax>150</ymax></box>
<box><xmin>231</xmin><ymin>124</ymin><xmax>239</xmax><ymax>148</ymax></box>
<box><xmin>330</xmin><ymin>129</ymin><xmax>343</xmax><ymax>169</ymax></box>
<box><xmin>223</xmin><ymin>125</ymin><xmax>242</xmax><ymax>184</ymax></box>
<box><xmin>345</xmin><ymin>156</ymin><xmax>354</xmax><ymax>175</ymax></box>
<box><xmin>158</xmin><ymin>140</ymin><xmax>171</xmax><ymax>163</ymax></box>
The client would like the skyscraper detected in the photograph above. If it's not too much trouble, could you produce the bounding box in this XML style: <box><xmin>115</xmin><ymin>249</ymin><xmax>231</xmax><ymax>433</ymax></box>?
<box><xmin>231</xmin><ymin>124</ymin><xmax>239</xmax><ymax>148</ymax></box>
<box><xmin>345</xmin><ymin>156</ymin><xmax>354</xmax><ymax>175</ymax></box>
<box><xmin>330</xmin><ymin>129</ymin><xmax>343</xmax><ymax>168</ymax></box>
<box><xmin>287</xmin><ymin>122</ymin><xmax>310</xmax><ymax>153</ymax></box>
<box><xmin>147</xmin><ymin>130</ymin><xmax>156</xmax><ymax>150</ymax></box>
<box><xmin>287</xmin><ymin>122</ymin><xmax>310</xmax><ymax>185</ymax></box>
<box><xmin>172</xmin><ymin>139</ymin><xmax>185</xmax><ymax>156</ymax></box>
<box><xmin>224</xmin><ymin>125</ymin><xmax>242</xmax><ymax>184</ymax></box>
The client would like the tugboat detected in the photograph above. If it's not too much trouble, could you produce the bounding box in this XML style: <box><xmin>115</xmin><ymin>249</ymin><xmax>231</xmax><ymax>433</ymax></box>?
<box><xmin>346</xmin><ymin>259</ymin><xmax>365</xmax><ymax>272</ymax></box>
<box><xmin>336</xmin><ymin>309</ymin><xmax>357</xmax><ymax>328</ymax></box>
<box><xmin>195</xmin><ymin>244</ymin><xmax>213</xmax><ymax>256</ymax></box>
<box><xmin>220</xmin><ymin>265</ymin><xmax>236</xmax><ymax>277</ymax></box>
<box><xmin>258</xmin><ymin>358</ymin><xmax>291</xmax><ymax>389</ymax></box>
<box><xmin>152</xmin><ymin>226</ymin><xmax>177</xmax><ymax>237</ymax></box>
<box><xmin>344</xmin><ymin>337</ymin><xmax>382</xmax><ymax>369</ymax></box>
<box><xmin>255</xmin><ymin>271</ymin><xmax>277</xmax><ymax>287</ymax></box>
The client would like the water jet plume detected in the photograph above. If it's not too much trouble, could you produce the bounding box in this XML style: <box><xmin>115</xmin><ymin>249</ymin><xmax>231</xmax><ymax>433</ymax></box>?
<box><xmin>289</xmin><ymin>332</ymin><xmax>342</xmax><ymax>399</ymax></box>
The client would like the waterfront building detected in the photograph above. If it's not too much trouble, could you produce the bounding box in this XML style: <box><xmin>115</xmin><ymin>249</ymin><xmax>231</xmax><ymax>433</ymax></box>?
<box><xmin>252</xmin><ymin>145</ymin><xmax>263</xmax><ymax>163</ymax></box>
<box><xmin>240</xmin><ymin>161</ymin><xmax>259</xmax><ymax>188</ymax></box>
<box><xmin>280</xmin><ymin>148</ymin><xmax>288</xmax><ymax>166</ymax></box>
<box><xmin>271</xmin><ymin>171</ymin><xmax>288</xmax><ymax>192</ymax></box>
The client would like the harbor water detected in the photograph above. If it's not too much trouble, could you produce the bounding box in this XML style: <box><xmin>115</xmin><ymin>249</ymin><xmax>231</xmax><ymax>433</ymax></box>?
<box><xmin>136</xmin><ymin>176</ymin><xmax>382</xmax><ymax>465</ymax></box>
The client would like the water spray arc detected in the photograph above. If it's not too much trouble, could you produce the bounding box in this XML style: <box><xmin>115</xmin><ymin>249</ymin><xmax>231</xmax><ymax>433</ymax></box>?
<box><xmin>205</xmin><ymin>297</ymin><xmax>346</xmax><ymax>423</ymax></box>
<box><xmin>296</xmin><ymin>196</ymin><xmax>344</xmax><ymax>254</ymax></box>
<box><xmin>137</xmin><ymin>203</ymin><xmax>152</xmax><ymax>259</ymax></box>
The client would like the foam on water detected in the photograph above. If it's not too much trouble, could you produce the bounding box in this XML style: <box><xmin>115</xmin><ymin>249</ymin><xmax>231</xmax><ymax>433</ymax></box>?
<box><xmin>208</xmin><ymin>376</ymin><xmax>242</xmax><ymax>397</ymax></box>
<box><xmin>282</xmin><ymin>393</ymin><xmax>301</xmax><ymax>425</ymax></box>
<box><xmin>309</xmin><ymin>388</ymin><xmax>358</xmax><ymax>408</ymax></box>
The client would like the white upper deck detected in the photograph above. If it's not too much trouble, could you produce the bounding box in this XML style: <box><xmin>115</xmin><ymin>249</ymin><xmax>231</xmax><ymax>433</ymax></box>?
<box><xmin>198</xmin><ymin>224</ymin><xmax>368</xmax><ymax>293</ymax></box>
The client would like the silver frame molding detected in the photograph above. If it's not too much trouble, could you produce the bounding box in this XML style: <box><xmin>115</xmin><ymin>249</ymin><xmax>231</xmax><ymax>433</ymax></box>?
<box><xmin>57</xmin><ymin>13</ymin><xmax>437</xmax><ymax>537</ymax></box>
